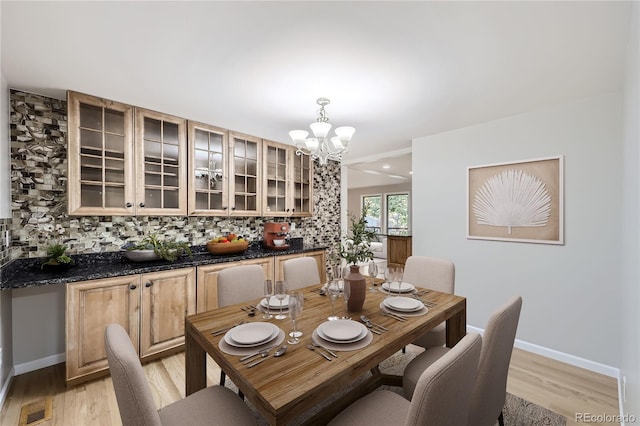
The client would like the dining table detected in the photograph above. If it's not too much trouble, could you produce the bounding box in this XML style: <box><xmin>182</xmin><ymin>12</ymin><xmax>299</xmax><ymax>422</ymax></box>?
<box><xmin>184</xmin><ymin>282</ymin><xmax>467</xmax><ymax>425</ymax></box>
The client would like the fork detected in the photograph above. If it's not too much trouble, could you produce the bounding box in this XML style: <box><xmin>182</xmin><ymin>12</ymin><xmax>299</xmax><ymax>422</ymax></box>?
<box><xmin>211</xmin><ymin>321</ymin><xmax>246</xmax><ymax>336</ymax></box>
<box><xmin>310</xmin><ymin>338</ymin><xmax>338</xmax><ymax>358</ymax></box>
<box><xmin>307</xmin><ymin>344</ymin><xmax>332</xmax><ymax>361</ymax></box>
<box><xmin>381</xmin><ymin>309</ymin><xmax>407</xmax><ymax>321</ymax></box>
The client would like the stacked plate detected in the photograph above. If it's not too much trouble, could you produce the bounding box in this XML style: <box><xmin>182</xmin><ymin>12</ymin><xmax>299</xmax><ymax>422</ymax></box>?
<box><xmin>316</xmin><ymin>319</ymin><xmax>368</xmax><ymax>344</ymax></box>
<box><xmin>260</xmin><ymin>295</ymin><xmax>290</xmax><ymax>311</ymax></box>
<box><xmin>223</xmin><ymin>322</ymin><xmax>280</xmax><ymax>348</ymax></box>
<box><xmin>382</xmin><ymin>296</ymin><xmax>424</xmax><ymax>314</ymax></box>
<box><xmin>381</xmin><ymin>281</ymin><xmax>415</xmax><ymax>294</ymax></box>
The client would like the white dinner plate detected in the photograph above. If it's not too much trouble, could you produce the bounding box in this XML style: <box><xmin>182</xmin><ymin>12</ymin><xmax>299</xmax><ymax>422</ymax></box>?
<box><xmin>317</xmin><ymin>320</ymin><xmax>367</xmax><ymax>342</ymax></box>
<box><xmin>383</xmin><ymin>296</ymin><xmax>424</xmax><ymax>312</ymax></box>
<box><xmin>261</xmin><ymin>295</ymin><xmax>290</xmax><ymax>309</ymax></box>
<box><xmin>224</xmin><ymin>322</ymin><xmax>279</xmax><ymax>347</ymax></box>
<box><xmin>382</xmin><ymin>282</ymin><xmax>415</xmax><ymax>293</ymax></box>
<box><xmin>317</xmin><ymin>326</ymin><xmax>368</xmax><ymax>344</ymax></box>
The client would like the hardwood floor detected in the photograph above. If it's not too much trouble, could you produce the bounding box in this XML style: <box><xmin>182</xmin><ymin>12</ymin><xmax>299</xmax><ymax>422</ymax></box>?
<box><xmin>0</xmin><ymin>347</ymin><xmax>620</xmax><ymax>426</ymax></box>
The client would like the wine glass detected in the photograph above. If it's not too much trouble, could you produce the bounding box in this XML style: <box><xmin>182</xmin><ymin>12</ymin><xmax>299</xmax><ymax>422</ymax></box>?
<box><xmin>262</xmin><ymin>279</ymin><xmax>273</xmax><ymax>319</ymax></box>
<box><xmin>341</xmin><ymin>279</ymin><xmax>351</xmax><ymax>319</ymax></box>
<box><xmin>327</xmin><ymin>279</ymin><xmax>340</xmax><ymax>321</ymax></box>
<box><xmin>289</xmin><ymin>291</ymin><xmax>304</xmax><ymax>338</ymax></box>
<box><xmin>274</xmin><ymin>280</ymin><xmax>288</xmax><ymax>320</ymax></box>
<box><xmin>384</xmin><ymin>266</ymin><xmax>395</xmax><ymax>297</ymax></box>
<box><xmin>395</xmin><ymin>266</ymin><xmax>404</xmax><ymax>295</ymax></box>
<box><xmin>368</xmin><ymin>261</ymin><xmax>378</xmax><ymax>292</ymax></box>
<box><xmin>287</xmin><ymin>295</ymin><xmax>301</xmax><ymax>344</ymax></box>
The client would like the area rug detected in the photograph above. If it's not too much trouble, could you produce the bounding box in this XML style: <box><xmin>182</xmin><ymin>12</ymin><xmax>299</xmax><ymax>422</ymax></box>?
<box><xmin>224</xmin><ymin>344</ymin><xmax>566</xmax><ymax>425</ymax></box>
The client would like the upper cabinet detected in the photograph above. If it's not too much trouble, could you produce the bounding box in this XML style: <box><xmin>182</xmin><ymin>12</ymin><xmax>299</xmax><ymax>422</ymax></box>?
<box><xmin>229</xmin><ymin>132</ymin><xmax>262</xmax><ymax>216</ymax></box>
<box><xmin>67</xmin><ymin>91</ymin><xmax>135</xmax><ymax>215</ymax></box>
<box><xmin>68</xmin><ymin>91</ymin><xmax>187</xmax><ymax>216</ymax></box>
<box><xmin>263</xmin><ymin>140</ymin><xmax>313</xmax><ymax>217</ymax></box>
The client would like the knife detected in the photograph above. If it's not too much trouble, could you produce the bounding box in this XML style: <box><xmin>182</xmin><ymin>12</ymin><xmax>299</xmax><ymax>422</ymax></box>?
<box><xmin>239</xmin><ymin>345</ymin><xmax>276</xmax><ymax>362</ymax></box>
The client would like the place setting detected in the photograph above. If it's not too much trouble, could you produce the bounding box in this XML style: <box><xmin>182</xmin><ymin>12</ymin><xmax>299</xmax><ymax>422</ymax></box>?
<box><xmin>309</xmin><ymin>318</ymin><xmax>373</xmax><ymax>355</ymax></box>
<box><xmin>218</xmin><ymin>321</ymin><xmax>286</xmax><ymax>356</ymax></box>
<box><xmin>380</xmin><ymin>294</ymin><xmax>428</xmax><ymax>319</ymax></box>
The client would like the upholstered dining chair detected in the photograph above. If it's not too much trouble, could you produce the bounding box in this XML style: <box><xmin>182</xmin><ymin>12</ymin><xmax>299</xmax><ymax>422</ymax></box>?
<box><xmin>104</xmin><ymin>324</ymin><xmax>256</xmax><ymax>426</ymax></box>
<box><xmin>282</xmin><ymin>256</ymin><xmax>321</xmax><ymax>290</ymax></box>
<box><xmin>403</xmin><ymin>255</ymin><xmax>455</xmax><ymax>348</ymax></box>
<box><xmin>217</xmin><ymin>264</ymin><xmax>266</xmax><ymax>388</ymax></box>
<box><xmin>327</xmin><ymin>333</ymin><xmax>482</xmax><ymax>426</ymax></box>
<box><xmin>404</xmin><ymin>296</ymin><xmax>523</xmax><ymax>426</ymax></box>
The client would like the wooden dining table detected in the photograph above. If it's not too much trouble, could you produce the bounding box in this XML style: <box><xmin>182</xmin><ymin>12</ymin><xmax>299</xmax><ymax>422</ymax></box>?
<box><xmin>185</xmin><ymin>283</ymin><xmax>466</xmax><ymax>425</ymax></box>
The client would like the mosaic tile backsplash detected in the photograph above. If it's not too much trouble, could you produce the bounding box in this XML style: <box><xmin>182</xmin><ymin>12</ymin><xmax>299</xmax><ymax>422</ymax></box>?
<box><xmin>0</xmin><ymin>219</ymin><xmax>9</xmax><ymax>266</ymax></box>
<box><xmin>9</xmin><ymin>90</ymin><xmax>341</xmax><ymax>260</ymax></box>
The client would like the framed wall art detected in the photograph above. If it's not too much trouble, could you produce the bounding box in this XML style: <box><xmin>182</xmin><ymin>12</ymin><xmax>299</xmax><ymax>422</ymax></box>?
<box><xmin>467</xmin><ymin>156</ymin><xmax>564</xmax><ymax>245</ymax></box>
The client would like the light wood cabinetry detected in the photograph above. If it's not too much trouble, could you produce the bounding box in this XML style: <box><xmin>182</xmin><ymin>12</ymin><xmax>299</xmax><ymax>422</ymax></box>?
<box><xmin>67</xmin><ymin>91</ymin><xmax>188</xmax><ymax>215</ymax></box>
<box><xmin>66</xmin><ymin>267</ymin><xmax>195</xmax><ymax>385</ymax></box>
<box><xmin>229</xmin><ymin>132</ymin><xmax>262</xmax><ymax>216</ymax></box>
<box><xmin>274</xmin><ymin>250</ymin><xmax>326</xmax><ymax>283</ymax></box>
<box><xmin>387</xmin><ymin>236</ymin><xmax>412</xmax><ymax>268</ymax></box>
<box><xmin>196</xmin><ymin>257</ymin><xmax>274</xmax><ymax>312</ymax></box>
<box><xmin>262</xmin><ymin>140</ymin><xmax>313</xmax><ymax>217</ymax></box>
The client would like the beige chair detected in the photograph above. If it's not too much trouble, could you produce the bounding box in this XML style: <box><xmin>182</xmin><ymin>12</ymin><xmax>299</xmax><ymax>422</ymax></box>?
<box><xmin>404</xmin><ymin>296</ymin><xmax>523</xmax><ymax>426</ymax></box>
<box><xmin>104</xmin><ymin>324</ymin><xmax>256</xmax><ymax>426</ymax></box>
<box><xmin>217</xmin><ymin>264</ymin><xmax>265</xmax><ymax>388</ymax></box>
<box><xmin>282</xmin><ymin>256</ymin><xmax>321</xmax><ymax>290</ymax></box>
<box><xmin>403</xmin><ymin>256</ymin><xmax>455</xmax><ymax>348</ymax></box>
<box><xmin>327</xmin><ymin>333</ymin><xmax>482</xmax><ymax>426</ymax></box>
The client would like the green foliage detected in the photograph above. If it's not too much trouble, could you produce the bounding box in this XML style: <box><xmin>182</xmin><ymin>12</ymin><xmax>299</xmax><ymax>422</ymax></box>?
<box><xmin>41</xmin><ymin>243</ymin><xmax>73</xmax><ymax>269</ymax></box>
<box><xmin>128</xmin><ymin>234</ymin><xmax>192</xmax><ymax>262</ymax></box>
<box><xmin>339</xmin><ymin>205</ymin><xmax>377</xmax><ymax>265</ymax></box>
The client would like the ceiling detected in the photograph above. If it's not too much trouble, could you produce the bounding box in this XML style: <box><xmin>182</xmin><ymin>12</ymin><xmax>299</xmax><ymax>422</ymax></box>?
<box><xmin>0</xmin><ymin>1</ymin><xmax>632</xmax><ymax>188</ymax></box>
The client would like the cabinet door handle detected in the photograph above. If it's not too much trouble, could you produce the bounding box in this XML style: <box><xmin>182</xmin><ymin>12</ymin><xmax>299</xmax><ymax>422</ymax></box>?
<box><xmin>223</xmin><ymin>206</ymin><xmax>228</xmax><ymax>210</ymax></box>
<box><xmin>231</xmin><ymin>206</ymin><xmax>236</xmax><ymax>210</ymax></box>
<box><xmin>145</xmin><ymin>282</ymin><xmax>153</xmax><ymax>288</ymax></box>
<box><xmin>126</xmin><ymin>202</ymin><xmax>132</xmax><ymax>208</ymax></box>
<box><xmin>292</xmin><ymin>208</ymin><xmax>295</xmax><ymax>212</ymax></box>
<box><xmin>129</xmin><ymin>284</ymin><xmax>137</xmax><ymax>290</ymax></box>
<box><xmin>139</xmin><ymin>202</ymin><xmax>145</xmax><ymax>208</ymax></box>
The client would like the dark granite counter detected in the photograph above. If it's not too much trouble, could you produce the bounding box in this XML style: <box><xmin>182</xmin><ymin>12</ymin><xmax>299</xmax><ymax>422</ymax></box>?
<box><xmin>0</xmin><ymin>239</ymin><xmax>327</xmax><ymax>290</ymax></box>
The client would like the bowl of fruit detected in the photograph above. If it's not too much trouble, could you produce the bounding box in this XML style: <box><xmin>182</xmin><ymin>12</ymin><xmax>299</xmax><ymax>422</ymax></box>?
<box><xmin>206</xmin><ymin>234</ymin><xmax>249</xmax><ymax>255</ymax></box>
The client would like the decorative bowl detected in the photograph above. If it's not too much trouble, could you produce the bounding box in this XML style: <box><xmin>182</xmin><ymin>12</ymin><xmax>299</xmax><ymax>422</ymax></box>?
<box><xmin>124</xmin><ymin>249</ymin><xmax>161</xmax><ymax>262</ymax></box>
<box><xmin>206</xmin><ymin>240</ymin><xmax>249</xmax><ymax>255</ymax></box>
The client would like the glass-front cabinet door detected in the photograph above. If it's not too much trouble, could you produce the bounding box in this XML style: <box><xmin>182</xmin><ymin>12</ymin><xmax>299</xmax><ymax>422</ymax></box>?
<box><xmin>229</xmin><ymin>132</ymin><xmax>261</xmax><ymax>216</ymax></box>
<box><xmin>134</xmin><ymin>108</ymin><xmax>187</xmax><ymax>216</ymax></box>
<box><xmin>263</xmin><ymin>140</ymin><xmax>290</xmax><ymax>215</ymax></box>
<box><xmin>291</xmin><ymin>151</ymin><xmax>313</xmax><ymax>216</ymax></box>
<box><xmin>188</xmin><ymin>121</ymin><xmax>229</xmax><ymax>215</ymax></box>
<box><xmin>68</xmin><ymin>91</ymin><xmax>134</xmax><ymax>215</ymax></box>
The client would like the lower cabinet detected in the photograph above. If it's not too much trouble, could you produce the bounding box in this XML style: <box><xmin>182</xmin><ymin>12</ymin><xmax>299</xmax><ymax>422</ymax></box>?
<box><xmin>66</xmin><ymin>267</ymin><xmax>195</xmax><ymax>385</ymax></box>
<box><xmin>196</xmin><ymin>257</ymin><xmax>274</xmax><ymax>312</ymax></box>
<box><xmin>274</xmin><ymin>250</ymin><xmax>326</xmax><ymax>284</ymax></box>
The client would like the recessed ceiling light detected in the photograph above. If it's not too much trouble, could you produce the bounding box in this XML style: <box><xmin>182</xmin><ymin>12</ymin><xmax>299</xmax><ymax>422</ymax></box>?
<box><xmin>409</xmin><ymin>171</ymin><xmax>413</xmax><ymax>175</ymax></box>
<box><xmin>382</xmin><ymin>164</ymin><xmax>390</xmax><ymax>169</ymax></box>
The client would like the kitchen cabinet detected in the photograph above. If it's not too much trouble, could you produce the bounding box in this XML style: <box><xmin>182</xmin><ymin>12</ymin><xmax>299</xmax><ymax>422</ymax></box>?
<box><xmin>387</xmin><ymin>236</ymin><xmax>412</xmax><ymax>268</ymax></box>
<box><xmin>229</xmin><ymin>132</ymin><xmax>262</xmax><ymax>216</ymax></box>
<box><xmin>196</xmin><ymin>257</ymin><xmax>273</xmax><ymax>312</ymax></box>
<box><xmin>66</xmin><ymin>267</ymin><xmax>195</xmax><ymax>385</ymax></box>
<box><xmin>274</xmin><ymin>250</ymin><xmax>326</xmax><ymax>283</ymax></box>
<box><xmin>262</xmin><ymin>140</ymin><xmax>313</xmax><ymax>217</ymax></box>
<box><xmin>67</xmin><ymin>91</ymin><xmax>188</xmax><ymax>216</ymax></box>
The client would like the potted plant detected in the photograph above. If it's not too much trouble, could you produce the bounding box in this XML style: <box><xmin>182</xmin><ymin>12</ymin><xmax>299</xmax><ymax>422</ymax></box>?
<box><xmin>41</xmin><ymin>243</ymin><xmax>74</xmax><ymax>270</ymax></box>
<box><xmin>123</xmin><ymin>234</ymin><xmax>192</xmax><ymax>262</ymax></box>
<box><xmin>338</xmin><ymin>205</ymin><xmax>377</xmax><ymax>311</ymax></box>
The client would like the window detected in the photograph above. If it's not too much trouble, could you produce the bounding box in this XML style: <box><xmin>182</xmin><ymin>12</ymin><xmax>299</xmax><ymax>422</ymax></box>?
<box><xmin>362</xmin><ymin>195</ymin><xmax>382</xmax><ymax>234</ymax></box>
<box><xmin>361</xmin><ymin>192</ymin><xmax>411</xmax><ymax>235</ymax></box>
<box><xmin>386</xmin><ymin>193</ymin><xmax>410</xmax><ymax>236</ymax></box>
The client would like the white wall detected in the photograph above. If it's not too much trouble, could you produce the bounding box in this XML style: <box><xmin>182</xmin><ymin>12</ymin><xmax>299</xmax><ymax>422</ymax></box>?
<box><xmin>620</xmin><ymin>1</ymin><xmax>639</xmax><ymax>418</ymax></box>
<box><xmin>412</xmin><ymin>93</ymin><xmax>623</xmax><ymax>368</ymax></box>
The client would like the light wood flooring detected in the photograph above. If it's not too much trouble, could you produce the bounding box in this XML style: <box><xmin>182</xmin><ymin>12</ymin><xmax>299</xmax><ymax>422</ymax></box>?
<box><xmin>0</xmin><ymin>347</ymin><xmax>619</xmax><ymax>426</ymax></box>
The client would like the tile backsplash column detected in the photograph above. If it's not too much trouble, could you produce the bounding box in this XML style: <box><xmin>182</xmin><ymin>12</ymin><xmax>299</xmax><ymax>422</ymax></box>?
<box><xmin>0</xmin><ymin>219</ymin><xmax>9</xmax><ymax>266</ymax></box>
<box><xmin>9</xmin><ymin>90</ymin><xmax>341</xmax><ymax>259</ymax></box>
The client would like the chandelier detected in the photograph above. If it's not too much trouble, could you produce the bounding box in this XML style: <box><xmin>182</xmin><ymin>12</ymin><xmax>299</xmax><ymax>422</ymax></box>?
<box><xmin>288</xmin><ymin>98</ymin><xmax>355</xmax><ymax>165</ymax></box>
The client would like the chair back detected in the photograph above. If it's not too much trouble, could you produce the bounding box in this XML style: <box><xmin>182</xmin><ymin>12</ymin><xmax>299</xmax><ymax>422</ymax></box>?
<box><xmin>283</xmin><ymin>256</ymin><xmax>321</xmax><ymax>290</ymax></box>
<box><xmin>468</xmin><ymin>296</ymin><xmax>522</xmax><ymax>426</ymax></box>
<box><xmin>403</xmin><ymin>256</ymin><xmax>455</xmax><ymax>293</ymax></box>
<box><xmin>406</xmin><ymin>333</ymin><xmax>482</xmax><ymax>425</ymax></box>
<box><xmin>217</xmin><ymin>264</ymin><xmax>265</xmax><ymax>307</ymax></box>
<box><xmin>105</xmin><ymin>324</ymin><xmax>161</xmax><ymax>426</ymax></box>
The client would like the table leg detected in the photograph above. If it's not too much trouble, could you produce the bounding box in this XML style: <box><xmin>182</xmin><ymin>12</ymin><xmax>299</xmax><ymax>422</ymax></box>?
<box><xmin>446</xmin><ymin>299</ymin><xmax>467</xmax><ymax>348</ymax></box>
<box><xmin>185</xmin><ymin>324</ymin><xmax>206</xmax><ymax>396</ymax></box>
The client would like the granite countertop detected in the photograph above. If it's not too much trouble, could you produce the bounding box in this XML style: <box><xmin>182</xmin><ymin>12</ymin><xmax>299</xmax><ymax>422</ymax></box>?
<box><xmin>0</xmin><ymin>240</ymin><xmax>327</xmax><ymax>290</ymax></box>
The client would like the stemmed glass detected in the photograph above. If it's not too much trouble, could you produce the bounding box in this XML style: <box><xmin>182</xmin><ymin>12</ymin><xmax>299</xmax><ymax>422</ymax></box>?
<box><xmin>288</xmin><ymin>291</ymin><xmax>304</xmax><ymax>339</ymax></box>
<box><xmin>274</xmin><ymin>280</ymin><xmax>288</xmax><ymax>320</ymax></box>
<box><xmin>395</xmin><ymin>267</ymin><xmax>404</xmax><ymax>295</ymax></box>
<box><xmin>341</xmin><ymin>279</ymin><xmax>351</xmax><ymax>319</ymax></box>
<box><xmin>287</xmin><ymin>293</ymin><xmax>302</xmax><ymax>344</ymax></box>
<box><xmin>262</xmin><ymin>279</ymin><xmax>273</xmax><ymax>319</ymax></box>
<box><xmin>327</xmin><ymin>279</ymin><xmax>340</xmax><ymax>321</ymax></box>
<box><xmin>368</xmin><ymin>261</ymin><xmax>378</xmax><ymax>292</ymax></box>
<box><xmin>384</xmin><ymin>266</ymin><xmax>395</xmax><ymax>298</ymax></box>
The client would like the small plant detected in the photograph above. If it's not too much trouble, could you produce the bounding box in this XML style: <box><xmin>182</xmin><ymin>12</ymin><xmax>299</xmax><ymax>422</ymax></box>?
<box><xmin>41</xmin><ymin>243</ymin><xmax>73</xmax><ymax>269</ymax></box>
<box><xmin>339</xmin><ymin>205</ymin><xmax>377</xmax><ymax>265</ymax></box>
<box><xmin>126</xmin><ymin>234</ymin><xmax>192</xmax><ymax>262</ymax></box>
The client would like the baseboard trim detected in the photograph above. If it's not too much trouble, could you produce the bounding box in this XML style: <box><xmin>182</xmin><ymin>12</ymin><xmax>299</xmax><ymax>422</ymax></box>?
<box><xmin>0</xmin><ymin>366</ymin><xmax>15</xmax><ymax>411</ymax></box>
<box><xmin>14</xmin><ymin>353</ymin><xmax>65</xmax><ymax>376</ymax></box>
<box><xmin>466</xmin><ymin>325</ymin><xmax>619</xmax><ymax>378</ymax></box>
